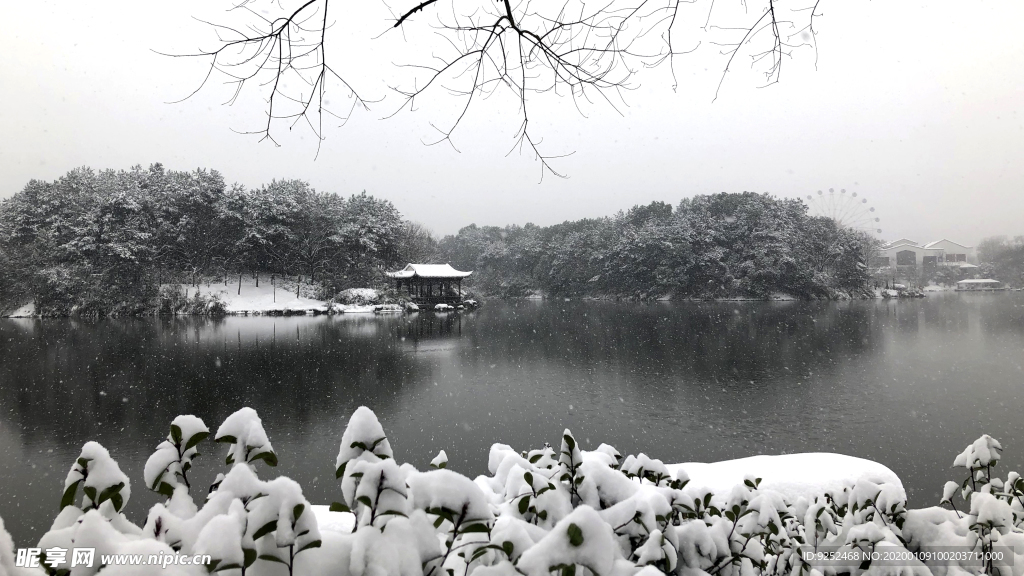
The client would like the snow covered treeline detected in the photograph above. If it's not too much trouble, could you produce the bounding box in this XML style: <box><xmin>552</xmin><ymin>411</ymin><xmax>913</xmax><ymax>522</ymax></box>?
<box><xmin>0</xmin><ymin>164</ymin><xmax>435</xmax><ymax>316</ymax></box>
<box><xmin>976</xmin><ymin>237</ymin><xmax>1024</xmax><ymax>288</ymax></box>
<box><xmin>437</xmin><ymin>195</ymin><xmax>872</xmax><ymax>300</ymax></box>
<box><xmin>3</xmin><ymin>407</ymin><xmax>1022</xmax><ymax>576</ymax></box>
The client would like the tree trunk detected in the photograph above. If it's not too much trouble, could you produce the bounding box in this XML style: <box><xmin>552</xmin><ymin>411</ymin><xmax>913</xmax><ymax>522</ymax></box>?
<box><xmin>238</xmin><ymin>273</ymin><xmax>242</xmax><ymax>296</ymax></box>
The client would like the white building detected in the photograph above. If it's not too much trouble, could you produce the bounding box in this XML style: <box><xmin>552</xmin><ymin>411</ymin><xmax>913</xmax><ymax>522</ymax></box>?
<box><xmin>869</xmin><ymin>238</ymin><xmax>977</xmax><ymax>273</ymax></box>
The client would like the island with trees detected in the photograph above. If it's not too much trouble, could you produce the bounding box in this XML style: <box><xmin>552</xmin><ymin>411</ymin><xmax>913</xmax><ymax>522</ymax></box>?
<box><xmin>1</xmin><ymin>164</ymin><xmax>878</xmax><ymax>317</ymax></box>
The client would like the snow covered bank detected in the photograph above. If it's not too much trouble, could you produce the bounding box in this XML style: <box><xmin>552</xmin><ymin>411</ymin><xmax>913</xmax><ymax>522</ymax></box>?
<box><xmin>177</xmin><ymin>281</ymin><xmax>329</xmax><ymax>315</ymax></box>
<box><xmin>1</xmin><ymin>301</ymin><xmax>35</xmax><ymax>318</ymax></box>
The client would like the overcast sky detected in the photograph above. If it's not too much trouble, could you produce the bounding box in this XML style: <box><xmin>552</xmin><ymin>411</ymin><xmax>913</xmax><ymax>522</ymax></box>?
<box><xmin>2</xmin><ymin>0</ymin><xmax>1022</xmax><ymax>243</ymax></box>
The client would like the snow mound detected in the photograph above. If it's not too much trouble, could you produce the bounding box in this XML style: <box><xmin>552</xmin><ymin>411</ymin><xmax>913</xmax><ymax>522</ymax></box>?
<box><xmin>666</xmin><ymin>452</ymin><xmax>903</xmax><ymax>502</ymax></box>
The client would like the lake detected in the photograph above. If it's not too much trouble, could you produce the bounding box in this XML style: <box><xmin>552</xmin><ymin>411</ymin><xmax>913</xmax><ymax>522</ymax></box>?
<box><xmin>1</xmin><ymin>294</ymin><xmax>1023</xmax><ymax>545</ymax></box>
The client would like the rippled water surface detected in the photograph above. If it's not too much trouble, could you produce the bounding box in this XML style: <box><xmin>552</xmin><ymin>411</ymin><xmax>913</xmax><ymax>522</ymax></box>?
<box><xmin>2</xmin><ymin>293</ymin><xmax>1023</xmax><ymax>545</ymax></box>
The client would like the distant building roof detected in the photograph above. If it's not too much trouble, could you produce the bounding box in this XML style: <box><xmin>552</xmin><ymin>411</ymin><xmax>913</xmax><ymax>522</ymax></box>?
<box><xmin>884</xmin><ymin>241</ymin><xmax>929</xmax><ymax>251</ymax></box>
<box><xmin>884</xmin><ymin>238</ymin><xmax>919</xmax><ymax>248</ymax></box>
<box><xmin>956</xmin><ymin>278</ymin><xmax>1000</xmax><ymax>284</ymax></box>
<box><xmin>923</xmin><ymin>239</ymin><xmax>973</xmax><ymax>249</ymax></box>
<box><xmin>958</xmin><ymin>263</ymin><xmax>979</xmax><ymax>269</ymax></box>
<box><xmin>386</xmin><ymin>264</ymin><xmax>473</xmax><ymax>279</ymax></box>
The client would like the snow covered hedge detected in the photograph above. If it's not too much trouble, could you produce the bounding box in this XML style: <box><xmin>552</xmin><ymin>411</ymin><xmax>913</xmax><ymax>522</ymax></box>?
<box><xmin>2</xmin><ymin>407</ymin><xmax>1022</xmax><ymax>576</ymax></box>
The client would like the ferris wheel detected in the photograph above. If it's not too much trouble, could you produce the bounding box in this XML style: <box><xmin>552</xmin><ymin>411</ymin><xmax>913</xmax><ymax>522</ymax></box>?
<box><xmin>805</xmin><ymin>188</ymin><xmax>881</xmax><ymax>235</ymax></box>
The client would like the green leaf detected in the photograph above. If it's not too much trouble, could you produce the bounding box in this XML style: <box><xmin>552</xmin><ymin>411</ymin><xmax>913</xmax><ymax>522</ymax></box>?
<box><xmin>293</xmin><ymin>504</ymin><xmax>305</xmax><ymax>522</ymax></box>
<box><xmin>252</xmin><ymin>520</ymin><xmax>278</xmax><ymax>540</ymax></box>
<box><xmin>170</xmin><ymin>424</ymin><xmax>183</xmax><ymax>445</ymax></box>
<box><xmin>97</xmin><ymin>482</ymin><xmax>125</xmax><ymax>505</ymax></box>
<box><xmin>529</xmin><ymin>454</ymin><xmax>543</xmax><ymax>464</ymax></box>
<box><xmin>563</xmin><ymin>434</ymin><xmax>576</xmax><ymax>452</ymax></box>
<box><xmin>157</xmin><ymin>482</ymin><xmax>175</xmax><ymax>498</ymax></box>
<box><xmin>502</xmin><ymin>541</ymin><xmax>514</xmax><ymax>557</ymax></box>
<box><xmin>335</xmin><ymin>461</ymin><xmax>348</xmax><ymax>479</ymax></box>
<box><xmin>83</xmin><ymin>486</ymin><xmax>98</xmax><ymax>503</ymax></box>
<box><xmin>250</xmin><ymin>451</ymin><xmax>278</xmax><ymax>467</ymax></box>
<box><xmin>356</xmin><ymin>495</ymin><xmax>373</xmax><ymax>508</ymax></box>
<box><xmin>184</xmin><ymin>431</ymin><xmax>210</xmax><ymax>451</ymax></box>
<box><xmin>329</xmin><ymin>501</ymin><xmax>351</xmax><ymax>513</ymax></box>
<box><xmin>518</xmin><ymin>496</ymin><xmax>531</xmax><ymax>515</ymax></box>
<box><xmin>567</xmin><ymin>523</ymin><xmax>584</xmax><ymax>547</ymax></box>
<box><xmin>110</xmin><ymin>493</ymin><xmax>124</xmax><ymax>513</ymax></box>
<box><xmin>561</xmin><ymin>564</ymin><xmax>577</xmax><ymax>576</ymax></box>
<box><xmin>215</xmin><ymin>435</ymin><xmax>237</xmax><ymax>444</ymax></box>
<box><xmin>242</xmin><ymin>548</ymin><xmax>257</xmax><ymax>568</ymax></box>
<box><xmin>297</xmin><ymin>540</ymin><xmax>322</xmax><ymax>553</ymax></box>
<box><xmin>205</xmin><ymin>559</ymin><xmax>220</xmax><ymax>573</ymax></box>
<box><xmin>524</xmin><ymin>472</ymin><xmax>534</xmax><ymax>487</ymax></box>
<box><xmin>61</xmin><ymin>480</ymin><xmax>82</xmax><ymax>510</ymax></box>
<box><xmin>461</xmin><ymin>523</ymin><xmax>490</xmax><ymax>534</ymax></box>
<box><xmin>258</xmin><ymin>554</ymin><xmax>287</xmax><ymax>565</ymax></box>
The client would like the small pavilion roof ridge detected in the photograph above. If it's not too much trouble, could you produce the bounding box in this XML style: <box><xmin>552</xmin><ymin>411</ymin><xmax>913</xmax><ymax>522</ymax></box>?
<box><xmin>386</xmin><ymin>263</ymin><xmax>473</xmax><ymax>279</ymax></box>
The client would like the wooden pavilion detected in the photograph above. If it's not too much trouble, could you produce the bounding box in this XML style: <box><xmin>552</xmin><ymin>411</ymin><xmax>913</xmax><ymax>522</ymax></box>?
<box><xmin>386</xmin><ymin>264</ymin><xmax>473</xmax><ymax>306</ymax></box>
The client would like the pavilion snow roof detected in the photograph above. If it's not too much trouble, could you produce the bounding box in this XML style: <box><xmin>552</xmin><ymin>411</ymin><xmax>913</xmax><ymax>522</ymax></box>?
<box><xmin>386</xmin><ymin>263</ymin><xmax>473</xmax><ymax>279</ymax></box>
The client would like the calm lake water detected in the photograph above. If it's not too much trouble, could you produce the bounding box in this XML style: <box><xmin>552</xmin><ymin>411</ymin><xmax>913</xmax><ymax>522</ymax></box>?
<box><xmin>2</xmin><ymin>294</ymin><xmax>1023</xmax><ymax>545</ymax></box>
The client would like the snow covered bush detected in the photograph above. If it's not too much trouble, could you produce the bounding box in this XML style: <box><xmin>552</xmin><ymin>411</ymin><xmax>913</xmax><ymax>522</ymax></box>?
<box><xmin>5</xmin><ymin>410</ymin><xmax>1023</xmax><ymax>576</ymax></box>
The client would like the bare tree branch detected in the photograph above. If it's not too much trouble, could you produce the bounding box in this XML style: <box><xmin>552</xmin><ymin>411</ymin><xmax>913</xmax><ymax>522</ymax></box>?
<box><xmin>168</xmin><ymin>0</ymin><xmax>825</xmax><ymax>175</ymax></box>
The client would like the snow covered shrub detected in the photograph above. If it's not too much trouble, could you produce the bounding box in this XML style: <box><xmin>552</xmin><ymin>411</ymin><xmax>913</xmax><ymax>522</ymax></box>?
<box><xmin>335</xmin><ymin>288</ymin><xmax>380</xmax><ymax>306</ymax></box>
<box><xmin>13</xmin><ymin>410</ymin><xmax>1024</xmax><ymax>576</ymax></box>
<box><xmin>60</xmin><ymin>442</ymin><xmax>132</xmax><ymax>516</ymax></box>
<box><xmin>216</xmin><ymin>408</ymin><xmax>278</xmax><ymax>468</ymax></box>
<box><xmin>931</xmin><ymin>435</ymin><xmax>1024</xmax><ymax>575</ymax></box>
<box><xmin>157</xmin><ymin>285</ymin><xmax>226</xmax><ymax>316</ymax></box>
<box><xmin>144</xmin><ymin>416</ymin><xmax>210</xmax><ymax>503</ymax></box>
